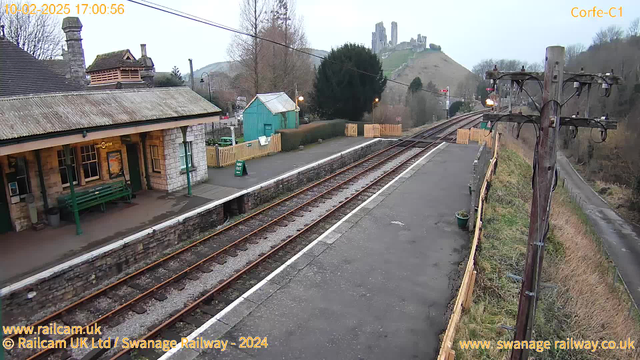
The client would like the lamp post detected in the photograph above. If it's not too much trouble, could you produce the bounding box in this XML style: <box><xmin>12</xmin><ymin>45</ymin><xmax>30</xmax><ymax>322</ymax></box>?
<box><xmin>372</xmin><ymin>97</ymin><xmax>379</xmax><ymax>124</ymax></box>
<box><xmin>296</xmin><ymin>95</ymin><xmax>304</xmax><ymax>126</ymax></box>
<box><xmin>200</xmin><ymin>72</ymin><xmax>211</xmax><ymax>103</ymax></box>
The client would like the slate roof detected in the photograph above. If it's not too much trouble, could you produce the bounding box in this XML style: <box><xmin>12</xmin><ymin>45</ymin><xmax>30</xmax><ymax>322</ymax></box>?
<box><xmin>0</xmin><ymin>87</ymin><xmax>221</xmax><ymax>142</ymax></box>
<box><xmin>246</xmin><ymin>92</ymin><xmax>296</xmax><ymax>114</ymax></box>
<box><xmin>86</xmin><ymin>50</ymin><xmax>144</xmax><ymax>72</ymax></box>
<box><xmin>0</xmin><ymin>38</ymin><xmax>84</xmax><ymax>97</ymax></box>
<box><xmin>42</xmin><ymin>59</ymin><xmax>70</xmax><ymax>77</ymax></box>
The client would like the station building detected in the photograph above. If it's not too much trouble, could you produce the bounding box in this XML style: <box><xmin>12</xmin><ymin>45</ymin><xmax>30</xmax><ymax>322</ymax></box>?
<box><xmin>0</xmin><ymin>26</ymin><xmax>221</xmax><ymax>234</ymax></box>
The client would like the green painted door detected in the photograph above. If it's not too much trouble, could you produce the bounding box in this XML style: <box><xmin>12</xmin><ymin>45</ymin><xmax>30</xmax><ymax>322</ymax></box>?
<box><xmin>264</xmin><ymin>124</ymin><xmax>273</xmax><ymax>137</ymax></box>
<box><xmin>126</xmin><ymin>144</ymin><xmax>143</xmax><ymax>193</ymax></box>
<box><xmin>0</xmin><ymin>167</ymin><xmax>13</xmax><ymax>233</ymax></box>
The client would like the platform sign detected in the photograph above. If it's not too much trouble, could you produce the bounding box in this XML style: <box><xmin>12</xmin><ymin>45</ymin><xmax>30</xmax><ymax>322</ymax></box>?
<box><xmin>234</xmin><ymin>160</ymin><xmax>248</xmax><ymax>177</ymax></box>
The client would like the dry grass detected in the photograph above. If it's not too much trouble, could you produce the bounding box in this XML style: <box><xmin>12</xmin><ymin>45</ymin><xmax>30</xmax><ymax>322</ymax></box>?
<box><xmin>455</xmin><ymin>135</ymin><xmax>640</xmax><ymax>359</ymax></box>
<box><xmin>549</xmin><ymin>191</ymin><xmax>640</xmax><ymax>359</ymax></box>
<box><xmin>504</xmin><ymin>136</ymin><xmax>640</xmax><ymax>359</ymax></box>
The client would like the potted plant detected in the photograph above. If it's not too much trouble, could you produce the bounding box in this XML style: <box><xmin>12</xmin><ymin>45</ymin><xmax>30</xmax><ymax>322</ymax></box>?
<box><xmin>455</xmin><ymin>210</ymin><xmax>469</xmax><ymax>229</ymax></box>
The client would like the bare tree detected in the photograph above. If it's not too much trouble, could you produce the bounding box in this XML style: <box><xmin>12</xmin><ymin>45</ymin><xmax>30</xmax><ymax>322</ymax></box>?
<box><xmin>227</xmin><ymin>0</ymin><xmax>266</xmax><ymax>96</ymax></box>
<box><xmin>628</xmin><ymin>18</ymin><xmax>640</xmax><ymax>38</ymax></box>
<box><xmin>259</xmin><ymin>0</ymin><xmax>312</xmax><ymax>97</ymax></box>
<box><xmin>0</xmin><ymin>0</ymin><xmax>63</xmax><ymax>59</ymax></box>
<box><xmin>593</xmin><ymin>25</ymin><xmax>624</xmax><ymax>45</ymax></box>
<box><xmin>564</xmin><ymin>44</ymin><xmax>585</xmax><ymax>69</ymax></box>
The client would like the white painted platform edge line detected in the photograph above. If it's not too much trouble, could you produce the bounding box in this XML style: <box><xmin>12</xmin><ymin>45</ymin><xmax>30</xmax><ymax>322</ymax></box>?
<box><xmin>157</xmin><ymin>142</ymin><xmax>447</xmax><ymax>360</ymax></box>
<box><xmin>0</xmin><ymin>139</ymin><xmax>385</xmax><ymax>297</ymax></box>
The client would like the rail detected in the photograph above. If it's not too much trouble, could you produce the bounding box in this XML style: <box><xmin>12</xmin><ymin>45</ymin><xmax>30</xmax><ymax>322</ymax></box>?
<box><xmin>7</xmin><ymin>111</ymin><xmax>484</xmax><ymax>360</ymax></box>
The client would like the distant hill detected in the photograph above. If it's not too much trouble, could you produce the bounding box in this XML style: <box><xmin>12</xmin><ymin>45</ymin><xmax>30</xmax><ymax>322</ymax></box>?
<box><xmin>187</xmin><ymin>49</ymin><xmax>329</xmax><ymax>81</ymax></box>
<box><xmin>381</xmin><ymin>49</ymin><xmax>477</xmax><ymax>104</ymax></box>
<box><xmin>306</xmin><ymin>49</ymin><xmax>328</xmax><ymax>68</ymax></box>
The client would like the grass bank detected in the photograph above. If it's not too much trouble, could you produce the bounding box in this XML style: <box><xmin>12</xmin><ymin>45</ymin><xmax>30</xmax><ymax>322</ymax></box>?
<box><xmin>454</xmin><ymin>138</ymin><xmax>640</xmax><ymax>360</ymax></box>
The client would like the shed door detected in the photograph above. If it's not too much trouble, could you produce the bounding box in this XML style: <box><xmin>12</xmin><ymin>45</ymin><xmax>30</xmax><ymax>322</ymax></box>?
<box><xmin>0</xmin><ymin>166</ymin><xmax>13</xmax><ymax>233</ymax></box>
<box><xmin>264</xmin><ymin>124</ymin><xmax>273</xmax><ymax>137</ymax></box>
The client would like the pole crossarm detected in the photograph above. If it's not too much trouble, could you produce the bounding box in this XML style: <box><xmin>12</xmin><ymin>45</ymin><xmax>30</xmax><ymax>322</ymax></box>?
<box><xmin>485</xmin><ymin>70</ymin><xmax>622</xmax><ymax>86</ymax></box>
<box><xmin>483</xmin><ymin>113</ymin><xmax>618</xmax><ymax>129</ymax></box>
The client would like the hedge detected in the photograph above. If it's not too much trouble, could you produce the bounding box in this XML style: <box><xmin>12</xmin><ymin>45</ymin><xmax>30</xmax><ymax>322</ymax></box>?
<box><xmin>277</xmin><ymin>119</ymin><xmax>346</xmax><ymax>151</ymax></box>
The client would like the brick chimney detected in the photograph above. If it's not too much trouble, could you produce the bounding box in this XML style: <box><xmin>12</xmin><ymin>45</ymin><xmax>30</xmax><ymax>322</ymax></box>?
<box><xmin>61</xmin><ymin>17</ymin><xmax>87</xmax><ymax>85</ymax></box>
<box><xmin>139</xmin><ymin>43</ymin><xmax>155</xmax><ymax>87</ymax></box>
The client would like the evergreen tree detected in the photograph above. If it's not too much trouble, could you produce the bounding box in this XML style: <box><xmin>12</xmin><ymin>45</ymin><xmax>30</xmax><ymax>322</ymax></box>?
<box><xmin>312</xmin><ymin>43</ymin><xmax>387</xmax><ymax>121</ymax></box>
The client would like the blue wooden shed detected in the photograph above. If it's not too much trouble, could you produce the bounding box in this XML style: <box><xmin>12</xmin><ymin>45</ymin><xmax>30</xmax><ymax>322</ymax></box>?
<box><xmin>243</xmin><ymin>92</ymin><xmax>298</xmax><ymax>141</ymax></box>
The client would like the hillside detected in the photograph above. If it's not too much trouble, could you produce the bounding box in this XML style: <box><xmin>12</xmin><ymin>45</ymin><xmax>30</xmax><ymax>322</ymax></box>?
<box><xmin>382</xmin><ymin>49</ymin><xmax>477</xmax><ymax>104</ymax></box>
<box><xmin>189</xmin><ymin>48</ymin><xmax>328</xmax><ymax>80</ymax></box>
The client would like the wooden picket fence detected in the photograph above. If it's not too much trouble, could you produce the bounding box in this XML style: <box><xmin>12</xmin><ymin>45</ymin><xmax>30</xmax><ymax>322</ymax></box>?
<box><xmin>457</xmin><ymin>128</ymin><xmax>493</xmax><ymax>147</ymax></box>
<box><xmin>456</xmin><ymin>129</ymin><xmax>470</xmax><ymax>144</ymax></box>
<box><xmin>379</xmin><ymin>124</ymin><xmax>402</xmax><ymax>136</ymax></box>
<box><xmin>207</xmin><ymin>133</ymin><xmax>281</xmax><ymax>167</ymax></box>
<box><xmin>364</xmin><ymin>124</ymin><xmax>381</xmax><ymax>138</ymax></box>
<box><xmin>437</xmin><ymin>132</ymin><xmax>500</xmax><ymax>360</ymax></box>
<box><xmin>345</xmin><ymin>123</ymin><xmax>358</xmax><ymax>137</ymax></box>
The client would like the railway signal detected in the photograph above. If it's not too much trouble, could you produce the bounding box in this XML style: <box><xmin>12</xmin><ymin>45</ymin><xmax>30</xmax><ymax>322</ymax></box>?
<box><xmin>483</xmin><ymin>46</ymin><xmax>621</xmax><ymax>360</ymax></box>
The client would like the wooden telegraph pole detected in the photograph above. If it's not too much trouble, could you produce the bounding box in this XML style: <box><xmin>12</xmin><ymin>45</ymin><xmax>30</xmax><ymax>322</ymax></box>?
<box><xmin>483</xmin><ymin>45</ymin><xmax>621</xmax><ymax>360</ymax></box>
<box><xmin>510</xmin><ymin>46</ymin><xmax>564</xmax><ymax>360</ymax></box>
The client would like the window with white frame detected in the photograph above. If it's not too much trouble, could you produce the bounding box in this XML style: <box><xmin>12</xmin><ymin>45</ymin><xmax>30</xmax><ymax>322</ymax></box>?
<box><xmin>57</xmin><ymin>148</ymin><xmax>78</xmax><ymax>187</ymax></box>
<box><xmin>150</xmin><ymin>145</ymin><xmax>161</xmax><ymax>172</ymax></box>
<box><xmin>80</xmin><ymin>145</ymin><xmax>100</xmax><ymax>181</ymax></box>
<box><xmin>15</xmin><ymin>157</ymin><xmax>30</xmax><ymax>198</ymax></box>
<box><xmin>179</xmin><ymin>142</ymin><xmax>193</xmax><ymax>170</ymax></box>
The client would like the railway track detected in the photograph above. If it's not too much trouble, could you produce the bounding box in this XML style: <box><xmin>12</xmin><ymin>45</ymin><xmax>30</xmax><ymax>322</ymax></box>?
<box><xmin>5</xmin><ymin>111</ymin><xmax>484</xmax><ymax>360</ymax></box>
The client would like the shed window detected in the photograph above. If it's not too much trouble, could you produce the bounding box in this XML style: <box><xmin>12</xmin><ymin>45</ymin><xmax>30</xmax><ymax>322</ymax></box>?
<box><xmin>179</xmin><ymin>142</ymin><xmax>193</xmax><ymax>170</ymax></box>
<box><xmin>80</xmin><ymin>145</ymin><xmax>100</xmax><ymax>181</ymax></box>
<box><xmin>150</xmin><ymin>145</ymin><xmax>161</xmax><ymax>172</ymax></box>
<box><xmin>57</xmin><ymin>149</ymin><xmax>78</xmax><ymax>187</ymax></box>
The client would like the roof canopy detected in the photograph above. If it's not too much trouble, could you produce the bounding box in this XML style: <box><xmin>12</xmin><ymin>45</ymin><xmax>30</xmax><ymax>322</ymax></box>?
<box><xmin>0</xmin><ymin>87</ymin><xmax>221</xmax><ymax>142</ymax></box>
<box><xmin>86</xmin><ymin>50</ymin><xmax>144</xmax><ymax>72</ymax></box>
<box><xmin>247</xmin><ymin>92</ymin><xmax>296</xmax><ymax>114</ymax></box>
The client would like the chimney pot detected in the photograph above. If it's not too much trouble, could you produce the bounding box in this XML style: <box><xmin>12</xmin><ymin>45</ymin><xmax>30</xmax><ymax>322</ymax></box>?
<box><xmin>141</xmin><ymin>44</ymin><xmax>147</xmax><ymax>57</ymax></box>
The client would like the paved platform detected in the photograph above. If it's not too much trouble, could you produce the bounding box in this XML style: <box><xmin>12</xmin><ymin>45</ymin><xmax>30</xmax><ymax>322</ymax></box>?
<box><xmin>168</xmin><ymin>143</ymin><xmax>480</xmax><ymax>360</ymax></box>
<box><xmin>0</xmin><ymin>137</ymin><xmax>378</xmax><ymax>287</ymax></box>
<box><xmin>558</xmin><ymin>153</ymin><xmax>640</xmax><ymax>308</ymax></box>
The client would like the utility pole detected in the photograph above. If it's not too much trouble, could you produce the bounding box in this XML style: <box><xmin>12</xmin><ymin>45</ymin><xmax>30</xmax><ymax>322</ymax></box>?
<box><xmin>188</xmin><ymin>58</ymin><xmax>195</xmax><ymax>91</ymax></box>
<box><xmin>510</xmin><ymin>46</ymin><xmax>564</xmax><ymax>360</ymax></box>
<box><xmin>483</xmin><ymin>46</ymin><xmax>621</xmax><ymax>360</ymax></box>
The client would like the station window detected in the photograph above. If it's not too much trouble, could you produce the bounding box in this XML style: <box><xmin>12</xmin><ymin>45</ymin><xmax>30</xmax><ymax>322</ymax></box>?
<box><xmin>57</xmin><ymin>148</ymin><xmax>78</xmax><ymax>187</ymax></box>
<box><xmin>15</xmin><ymin>157</ymin><xmax>30</xmax><ymax>197</ymax></box>
<box><xmin>150</xmin><ymin>145</ymin><xmax>161</xmax><ymax>172</ymax></box>
<box><xmin>179</xmin><ymin>142</ymin><xmax>193</xmax><ymax>170</ymax></box>
<box><xmin>80</xmin><ymin>145</ymin><xmax>100</xmax><ymax>181</ymax></box>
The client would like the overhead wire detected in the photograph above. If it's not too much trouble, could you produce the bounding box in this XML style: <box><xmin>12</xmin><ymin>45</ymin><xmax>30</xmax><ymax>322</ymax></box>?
<box><xmin>127</xmin><ymin>0</ymin><xmax>458</xmax><ymax>98</ymax></box>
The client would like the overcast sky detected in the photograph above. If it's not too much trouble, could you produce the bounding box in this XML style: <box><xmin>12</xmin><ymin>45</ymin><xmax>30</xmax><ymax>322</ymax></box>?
<box><xmin>38</xmin><ymin>0</ymin><xmax>640</xmax><ymax>72</ymax></box>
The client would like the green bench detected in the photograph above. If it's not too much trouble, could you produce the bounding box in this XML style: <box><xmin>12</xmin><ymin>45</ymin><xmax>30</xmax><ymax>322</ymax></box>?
<box><xmin>57</xmin><ymin>180</ymin><xmax>132</xmax><ymax>214</ymax></box>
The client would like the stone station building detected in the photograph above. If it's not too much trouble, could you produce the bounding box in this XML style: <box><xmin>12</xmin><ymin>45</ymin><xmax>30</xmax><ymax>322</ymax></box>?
<box><xmin>0</xmin><ymin>88</ymin><xmax>221</xmax><ymax>233</ymax></box>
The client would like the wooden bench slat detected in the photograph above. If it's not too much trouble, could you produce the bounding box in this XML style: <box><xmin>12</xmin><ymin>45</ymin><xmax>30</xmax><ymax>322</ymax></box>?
<box><xmin>57</xmin><ymin>180</ymin><xmax>131</xmax><ymax>214</ymax></box>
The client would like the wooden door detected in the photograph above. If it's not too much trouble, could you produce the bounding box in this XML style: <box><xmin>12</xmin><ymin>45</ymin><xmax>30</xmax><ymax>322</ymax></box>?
<box><xmin>126</xmin><ymin>144</ymin><xmax>143</xmax><ymax>193</ymax></box>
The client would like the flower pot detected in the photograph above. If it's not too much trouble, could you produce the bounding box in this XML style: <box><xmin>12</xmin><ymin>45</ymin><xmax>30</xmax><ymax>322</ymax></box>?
<box><xmin>456</xmin><ymin>213</ymin><xmax>469</xmax><ymax>229</ymax></box>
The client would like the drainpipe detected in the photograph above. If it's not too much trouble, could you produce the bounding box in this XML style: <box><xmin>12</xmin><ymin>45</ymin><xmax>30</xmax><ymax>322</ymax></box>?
<box><xmin>140</xmin><ymin>133</ymin><xmax>152</xmax><ymax>190</ymax></box>
<box><xmin>180</xmin><ymin>126</ymin><xmax>192</xmax><ymax>197</ymax></box>
<box><xmin>35</xmin><ymin>149</ymin><xmax>49</xmax><ymax>210</ymax></box>
<box><xmin>64</xmin><ymin>145</ymin><xmax>82</xmax><ymax>235</ymax></box>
